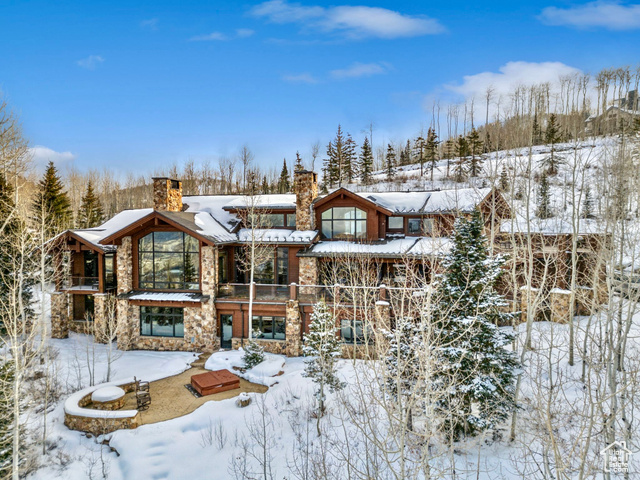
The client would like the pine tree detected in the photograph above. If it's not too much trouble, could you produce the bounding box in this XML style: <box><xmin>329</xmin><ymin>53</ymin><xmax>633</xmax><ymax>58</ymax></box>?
<box><xmin>453</xmin><ymin>135</ymin><xmax>470</xmax><ymax>182</ymax></box>
<box><xmin>32</xmin><ymin>161</ymin><xmax>72</xmax><ymax>233</ymax></box>
<box><xmin>77</xmin><ymin>180</ymin><xmax>104</xmax><ymax>228</ymax></box>
<box><xmin>582</xmin><ymin>184</ymin><xmax>594</xmax><ymax>219</ymax></box>
<box><xmin>303</xmin><ymin>300</ymin><xmax>344</xmax><ymax>421</ymax></box>
<box><xmin>0</xmin><ymin>360</ymin><xmax>16</xmax><ymax>478</ymax></box>
<box><xmin>543</xmin><ymin>113</ymin><xmax>563</xmax><ymax>175</ymax></box>
<box><xmin>324</xmin><ymin>125</ymin><xmax>346</xmax><ymax>188</ymax></box>
<box><xmin>385</xmin><ymin>143</ymin><xmax>396</xmax><ymax>182</ymax></box>
<box><xmin>343</xmin><ymin>133</ymin><xmax>358</xmax><ymax>184</ymax></box>
<box><xmin>384</xmin><ymin>316</ymin><xmax>424</xmax><ymax>430</ymax></box>
<box><xmin>425</xmin><ymin>127</ymin><xmax>440</xmax><ymax>182</ymax></box>
<box><xmin>401</xmin><ymin>140</ymin><xmax>412</xmax><ymax>166</ymax></box>
<box><xmin>536</xmin><ymin>172</ymin><xmax>552</xmax><ymax>219</ymax></box>
<box><xmin>359</xmin><ymin>137</ymin><xmax>374</xmax><ymax>185</ymax></box>
<box><xmin>413</xmin><ymin>135</ymin><xmax>426</xmax><ymax>177</ymax></box>
<box><xmin>467</xmin><ymin>128</ymin><xmax>484</xmax><ymax>177</ymax></box>
<box><xmin>499</xmin><ymin>164</ymin><xmax>510</xmax><ymax>192</ymax></box>
<box><xmin>243</xmin><ymin>338</ymin><xmax>265</xmax><ymax>369</ymax></box>
<box><xmin>294</xmin><ymin>151</ymin><xmax>304</xmax><ymax>172</ymax></box>
<box><xmin>532</xmin><ymin>113</ymin><xmax>542</xmax><ymax>145</ymax></box>
<box><xmin>277</xmin><ymin>159</ymin><xmax>291</xmax><ymax>193</ymax></box>
<box><xmin>433</xmin><ymin>212</ymin><xmax>520</xmax><ymax>440</ymax></box>
<box><xmin>261</xmin><ymin>176</ymin><xmax>270</xmax><ymax>194</ymax></box>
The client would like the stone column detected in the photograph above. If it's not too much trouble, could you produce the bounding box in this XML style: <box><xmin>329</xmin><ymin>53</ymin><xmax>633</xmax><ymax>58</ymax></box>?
<box><xmin>93</xmin><ymin>293</ymin><xmax>108</xmax><ymax>343</ymax></box>
<box><xmin>550</xmin><ymin>288</ymin><xmax>571</xmax><ymax>324</ymax></box>
<box><xmin>519</xmin><ymin>285</ymin><xmax>539</xmax><ymax>325</ymax></box>
<box><xmin>116</xmin><ymin>236</ymin><xmax>134</xmax><ymax>350</ymax></box>
<box><xmin>285</xmin><ymin>300</ymin><xmax>302</xmax><ymax>357</ymax></box>
<box><xmin>294</xmin><ymin>170</ymin><xmax>318</xmax><ymax>231</ymax></box>
<box><xmin>50</xmin><ymin>292</ymin><xmax>69</xmax><ymax>339</ymax></box>
<box><xmin>298</xmin><ymin>257</ymin><xmax>318</xmax><ymax>295</ymax></box>
<box><xmin>199</xmin><ymin>245</ymin><xmax>218</xmax><ymax>352</ymax></box>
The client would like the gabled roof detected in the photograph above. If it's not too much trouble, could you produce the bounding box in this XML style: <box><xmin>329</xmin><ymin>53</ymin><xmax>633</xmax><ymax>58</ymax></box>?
<box><xmin>313</xmin><ymin>188</ymin><xmax>394</xmax><ymax>215</ymax></box>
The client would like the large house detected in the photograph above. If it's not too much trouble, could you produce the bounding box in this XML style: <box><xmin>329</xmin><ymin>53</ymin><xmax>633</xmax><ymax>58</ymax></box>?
<box><xmin>50</xmin><ymin>170</ymin><xmax>599</xmax><ymax>357</ymax></box>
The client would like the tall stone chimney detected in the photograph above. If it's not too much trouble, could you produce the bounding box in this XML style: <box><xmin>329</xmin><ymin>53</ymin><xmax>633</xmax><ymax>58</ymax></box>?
<box><xmin>152</xmin><ymin>177</ymin><xmax>183</xmax><ymax>212</ymax></box>
<box><xmin>294</xmin><ymin>170</ymin><xmax>318</xmax><ymax>231</ymax></box>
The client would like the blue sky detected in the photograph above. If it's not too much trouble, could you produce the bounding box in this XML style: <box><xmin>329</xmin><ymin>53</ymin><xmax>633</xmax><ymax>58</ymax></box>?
<box><xmin>1</xmin><ymin>0</ymin><xmax>640</xmax><ymax>175</ymax></box>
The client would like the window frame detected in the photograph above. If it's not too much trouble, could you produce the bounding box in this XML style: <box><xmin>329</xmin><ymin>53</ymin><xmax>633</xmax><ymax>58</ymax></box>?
<box><xmin>140</xmin><ymin>306</ymin><xmax>184</xmax><ymax>338</ymax></box>
<box><xmin>340</xmin><ymin>318</ymin><xmax>370</xmax><ymax>345</ymax></box>
<box><xmin>388</xmin><ymin>216</ymin><xmax>404</xmax><ymax>230</ymax></box>
<box><xmin>252</xmin><ymin>315</ymin><xmax>286</xmax><ymax>340</ymax></box>
<box><xmin>137</xmin><ymin>231</ymin><xmax>200</xmax><ymax>291</ymax></box>
<box><xmin>320</xmin><ymin>207</ymin><xmax>367</xmax><ymax>240</ymax></box>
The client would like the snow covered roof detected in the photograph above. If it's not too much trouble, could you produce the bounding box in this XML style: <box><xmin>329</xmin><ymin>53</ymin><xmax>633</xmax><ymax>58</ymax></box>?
<box><xmin>122</xmin><ymin>291</ymin><xmax>210</xmax><ymax>302</ymax></box>
<box><xmin>70</xmin><ymin>208</ymin><xmax>154</xmax><ymax>252</ymax></box>
<box><xmin>500</xmin><ymin>216</ymin><xmax>605</xmax><ymax>235</ymax></box>
<box><xmin>222</xmin><ymin>194</ymin><xmax>297</xmax><ymax>210</ymax></box>
<box><xmin>301</xmin><ymin>237</ymin><xmax>450</xmax><ymax>258</ymax></box>
<box><xmin>183</xmin><ymin>195</ymin><xmax>243</xmax><ymax>231</ymax></box>
<box><xmin>352</xmin><ymin>187</ymin><xmax>491</xmax><ymax>215</ymax></box>
<box><xmin>237</xmin><ymin>229</ymin><xmax>317</xmax><ymax>244</ymax></box>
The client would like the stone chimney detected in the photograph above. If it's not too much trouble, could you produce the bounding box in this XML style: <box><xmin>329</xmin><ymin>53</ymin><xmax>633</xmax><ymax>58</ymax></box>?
<box><xmin>152</xmin><ymin>177</ymin><xmax>183</xmax><ymax>212</ymax></box>
<box><xmin>294</xmin><ymin>170</ymin><xmax>318</xmax><ymax>231</ymax></box>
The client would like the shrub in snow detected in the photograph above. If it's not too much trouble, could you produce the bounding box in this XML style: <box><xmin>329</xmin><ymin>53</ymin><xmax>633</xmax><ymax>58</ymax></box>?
<box><xmin>433</xmin><ymin>211</ymin><xmax>520</xmax><ymax>440</ymax></box>
<box><xmin>236</xmin><ymin>392</ymin><xmax>251</xmax><ymax>408</ymax></box>
<box><xmin>243</xmin><ymin>339</ymin><xmax>265</xmax><ymax>370</ymax></box>
<box><xmin>303</xmin><ymin>300</ymin><xmax>344</xmax><ymax>422</ymax></box>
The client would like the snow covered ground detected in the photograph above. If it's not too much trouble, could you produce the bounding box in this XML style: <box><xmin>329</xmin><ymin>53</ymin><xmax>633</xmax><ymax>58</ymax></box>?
<box><xmin>25</xmin><ymin>299</ymin><xmax>640</xmax><ymax>479</ymax></box>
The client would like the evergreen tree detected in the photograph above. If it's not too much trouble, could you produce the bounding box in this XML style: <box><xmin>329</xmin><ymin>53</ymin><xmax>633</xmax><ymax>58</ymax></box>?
<box><xmin>324</xmin><ymin>125</ymin><xmax>346</xmax><ymax>188</ymax></box>
<box><xmin>425</xmin><ymin>127</ymin><xmax>440</xmax><ymax>182</ymax></box>
<box><xmin>243</xmin><ymin>338</ymin><xmax>265</xmax><ymax>369</ymax></box>
<box><xmin>499</xmin><ymin>164</ymin><xmax>510</xmax><ymax>192</ymax></box>
<box><xmin>261</xmin><ymin>176</ymin><xmax>270</xmax><ymax>194</ymax></box>
<box><xmin>536</xmin><ymin>172</ymin><xmax>552</xmax><ymax>219</ymax></box>
<box><xmin>433</xmin><ymin>212</ymin><xmax>520</xmax><ymax>440</ymax></box>
<box><xmin>467</xmin><ymin>128</ymin><xmax>484</xmax><ymax>177</ymax></box>
<box><xmin>32</xmin><ymin>161</ymin><xmax>72</xmax><ymax>233</ymax></box>
<box><xmin>384</xmin><ymin>316</ymin><xmax>424</xmax><ymax>430</ymax></box>
<box><xmin>582</xmin><ymin>184</ymin><xmax>594</xmax><ymax>219</ymax></box>
<box><xmin>343</xmin><ymin>133</ymin><xmax>358</xmax><ymax>184</ymax></box>
<box><xmin>453</xmin><ymin>135</ymin><xmax>470</xmax><ymax>182</ymax></box>
<box><xmin>277</xmin><ymin>159</ymin><xmax>291</xmax><ymax>193</ymax></box>
<box><xmin>359</xmin><ymin>137</ymin><xmax>374</xmax><ymax>185</ymax></box>
<box><xmin>400</xmin><ymin>140</ymin><xmax>412</xmax><ymax>166</ymax></box>
<box><xmin>77</xmin><ymin>180</ymin><xmax>104</xmax><ymax>228</ymax></box>
<box><xmin>532</xmin><ymin>113</ymin><xmax>542</xmax><ymax>145</ymax></box>
<box><xmin>413</xmin><ymin>135</ymin><xmax>426</xmax><ymax>177</ymax></box>
<box><xmin>294</xmin><ymin>151</ymin><xmax>304</xmax><ymax>172</ymax></box>
<box><xmin>543</xmin><ymin>113</ymin><xmax>563</xmax><ymax>175</ymax></box>
<box><xmin>385</xmin><ymin>143</ymin><xmax>396</xmax><ymax>182</ymax></box>
<box><xmin>303</xmin><ymin>300</ymin><xmax>344</xmax><ymax>420</ymax></box>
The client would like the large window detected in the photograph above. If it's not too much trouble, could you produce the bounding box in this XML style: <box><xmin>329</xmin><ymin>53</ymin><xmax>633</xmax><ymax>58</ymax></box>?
<box><xmin>408</xmin><ymin>218</ymin><xmax>434</xmax><ymax>235</ymax></box>
<box><xmin>388</xmin><ymin>216</ymin><xmax>404</xmax><ymax>230</ymax></box>
<box><xmin>252</xmin><ymin>315</ymin><xmax>285</xmax><ymax>340</ymax></box>
<box><xmin>236</xmin><ymin>247</ymin><xmax>288</xmax><ymax>285</ymax></box>
<box><xmin>321</xmin><ymin>207</ymin><xmax>366</xmax><ymax>239</ymax></box>
<box><xmin>341</xmin><ymin>319</ymin><xmax>368</xmax><ymax>344</ymax></box>
<box><xmin>138</xmin><ymin>231</ymin><xmax>199</xmax><ymax>290</ymax></box>
<box><xmin>247</xmin><ymin>212</ymin><xmax>296</xmax><ymax>229</ymax></box>
<box><xmin>105</xmin><ymin>253</ymin><xmax>116</xmax><ymax>290</ymax></box>
<box><xmin>140</xmin><ymin>306</ymin><xmax>184</xmax><ymax>337</ymax></box>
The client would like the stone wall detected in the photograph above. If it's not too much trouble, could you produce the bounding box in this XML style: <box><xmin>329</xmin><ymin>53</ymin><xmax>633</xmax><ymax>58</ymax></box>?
<box><xmin>549</xmin><ymin>288</ymin><xmax>571</xmax><ymax>324</ymax></box>
<box><xmin>50</xmin><ymin>292</ymin><xmax>69</xmax><ymax>339</ymax></box>
<box><xmin>231</xmin><ymin>337</ymin><xmax>288</xmax><ymax>355</ymax></box>
<box><xmin>294</xmin><ymin>171</ymin><xmax>318</xmax><ymax>231</ymax></box>
<box><xmin>298</xmin><ymin>257</ymin><xmax>318</xmax><ymax>294</ymax></box>
<box><xmin>285</xmin><ymin>300</ymin><xmax>302</xmax><ymax>356</ymax></box>
<box><xmin>116</xmin><ymin>236</ymin><xmax>133</xmax><ymax>295</ymax></box>
<box><xmin>152</xmin><ymin>177</ymin><xmax>183</xmax><ymax>212</ymax></box>
<box><xmin>93</xmin><ymin>293</ymin><xmax>108</xmax><ymax>343</ymax></box>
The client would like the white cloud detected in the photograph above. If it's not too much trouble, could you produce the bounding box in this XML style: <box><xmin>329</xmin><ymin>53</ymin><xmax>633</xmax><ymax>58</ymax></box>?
<box><xmin>29</xmin><ymin>146</ymin><xmax>75</xmax><ymax>171</ymax></box>
<box><xmin>540</xmin><ymin>1</ymin><xmax>640</xmax><ymax>30</ymax></box>
<box><xmin>236</xmin><ymin>28</ymin><xmax>255</xmax><ymax>38</ymax></box>
<box><xmin>140</xmin><ymin>18</ymin><xmax>159</xmax><ymax>30</ymax></box>
<box><xmin>76</xmin><ymin>55</ymin><xmax>105</xmax><ymax>70</ymax></box>
<box><xmin>330</xmin><ymin>61</ymin><xmax>391</xmax><ymax>79</ymax></box>
<box><xmin>250</xmin><ymin>0</ymin><xmax>444</xmax><ymax>39</ymax></box>
<box><xmin>190</xmin><ymin>31</ymin><xmax>228</xmax><ymax>41</ymax></box>
<box><xmin>282</xmin><ymin>73</ymin><xmax>319</xmax><ymax>84</ymax></box>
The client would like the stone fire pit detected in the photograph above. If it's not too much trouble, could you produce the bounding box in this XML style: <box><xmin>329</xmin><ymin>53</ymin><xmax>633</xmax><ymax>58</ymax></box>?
<box><xmin>91</xmin><ymin>386</ymin><xmax>126</xmax><ymax>410</ymax></box>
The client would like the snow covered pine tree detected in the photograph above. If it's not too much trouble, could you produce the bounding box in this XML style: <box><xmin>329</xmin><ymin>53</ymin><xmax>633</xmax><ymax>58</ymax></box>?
<box><xmin>243</xmin><ymin>337</ymin><xmax>265</xmax><ymax>370</ymax></box>
<box><xmin>303</xmin><ymin>300</ymin><xmax>344</xmax><ymax>426</ymax></box>
<box><xmin>433</xmin><ymin>211</ymin><xmax>520</xmax><ymax>440</ymax></box>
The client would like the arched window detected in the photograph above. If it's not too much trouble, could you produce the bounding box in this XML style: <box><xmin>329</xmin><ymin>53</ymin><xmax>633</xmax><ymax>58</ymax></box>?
<box><xmin>138</xmin><ymin>231</ymin><xmax>199</xmax><ymax>290</ymax></box>
<box><xmin>321</xmin><ymin>207</ymin><xmax>366</xmax><ymax>239</ymax></box>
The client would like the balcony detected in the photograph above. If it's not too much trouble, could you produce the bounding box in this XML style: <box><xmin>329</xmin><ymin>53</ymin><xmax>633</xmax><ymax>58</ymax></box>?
<box><xmin>66</xmin><ymin>276</ymin><xmax>100</xmax><ymax>291</ymax></box>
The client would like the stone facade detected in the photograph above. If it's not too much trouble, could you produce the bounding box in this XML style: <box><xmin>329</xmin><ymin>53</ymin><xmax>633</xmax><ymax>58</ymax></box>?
<box><xmin>231</xmin><ymin>337</ymin><xmax>288</xmax><ymax>355</ymax></box>
<box><xmin>298</xmin><ymin>257</ymin><xmax>318</xmax><ymax>294</ymax></box>
<box><xmin>152</xmin><ymin>177</ymin><xmax>183</xmax><ymax>212</ymax></box>
<box><xmin>519</xmin><ymin>286</ymin><xmax>539</xmax><ymax>325</ymax></box>
<box><xmin>294</xmin><ymin>170</ymin><xmax>318</xmax><ymax>231</ymax></box>
<box><xmin>117</xmin><ymin>236</ymin><xmax>133</xmax><ymax>295</ymax></box>
<box><xmin>285</xmin><ymin>300</ymin><xmax>302</xmax><ymax>356</ymax></box>
<box><xmin>93</xmin><ymin>293</ymin><xmax>108</xmax><ymax>343</ymax></box>
<box><xmin>549</xmin><ymin>288</ymin><xmax>571</xmax><ymax>324</ymax></box>
<box><xmin>50</xmin><ymin>292</ymin><xmax>69</xmax><ymax>339</ymax></box>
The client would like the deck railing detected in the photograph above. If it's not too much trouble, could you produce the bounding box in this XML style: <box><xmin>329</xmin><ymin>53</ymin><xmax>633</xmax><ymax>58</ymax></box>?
<box><xmin>68</xmin><ymin>276</ymin><xmax>100</xmax><ymax>290</ymax></box>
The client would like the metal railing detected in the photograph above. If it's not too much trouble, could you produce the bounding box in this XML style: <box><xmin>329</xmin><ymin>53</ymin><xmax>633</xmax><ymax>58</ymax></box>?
<box><xmin>68</xmin><ymin>276</ymin><xmax>99</xmax><ymax>290</ymax></box>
